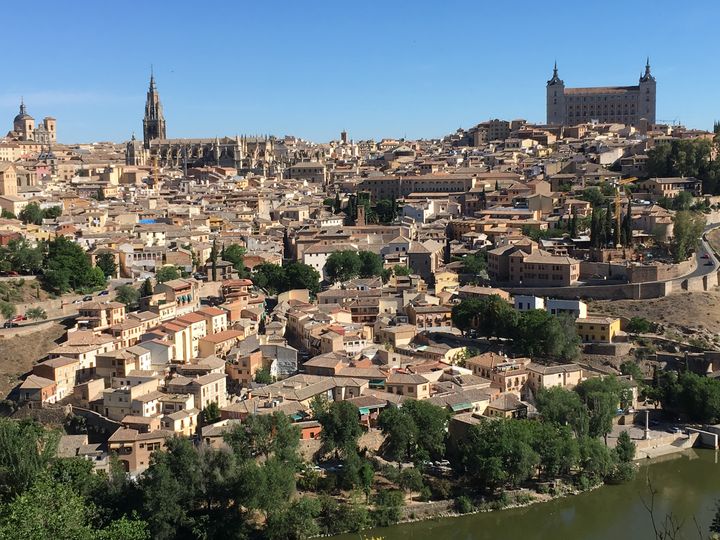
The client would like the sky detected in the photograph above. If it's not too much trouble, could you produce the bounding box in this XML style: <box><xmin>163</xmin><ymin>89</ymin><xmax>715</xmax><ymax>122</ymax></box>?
<box><xmin>3</xmin><ymin>0</ymin><xmax>719</xmax><ymax>143</ymax></box>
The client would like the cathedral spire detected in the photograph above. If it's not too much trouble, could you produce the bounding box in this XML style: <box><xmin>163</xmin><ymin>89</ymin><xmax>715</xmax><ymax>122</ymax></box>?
<box><xmin>143</xmin><ymin>69</ymin><xmax>166</xmax><ymax>149</ymax></box>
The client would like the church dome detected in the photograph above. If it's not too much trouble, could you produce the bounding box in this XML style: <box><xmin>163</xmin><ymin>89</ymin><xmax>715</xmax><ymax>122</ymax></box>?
<box><xmin>13</xmin><ymin>101</ymin><xmax>33</xmax><ymax>127</ymax></box>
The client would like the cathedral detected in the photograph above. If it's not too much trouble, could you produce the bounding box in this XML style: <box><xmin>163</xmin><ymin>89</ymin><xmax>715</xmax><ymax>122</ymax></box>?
<box><xmin>546</xmin><ymin>59</ymin><xmax>656</xmax><ymax>126</ymax></box>
<box><xmin>126</xmin><ymin>73</ymin><xmax>277</xmax><ymax>172</ymax></box>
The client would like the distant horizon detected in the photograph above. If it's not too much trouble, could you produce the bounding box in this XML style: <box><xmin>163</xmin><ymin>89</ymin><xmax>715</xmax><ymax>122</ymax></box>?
<box><xmin>3</xmin><ymin>0</ymin><xmax>719</xmax><ymax>143</ymax></box>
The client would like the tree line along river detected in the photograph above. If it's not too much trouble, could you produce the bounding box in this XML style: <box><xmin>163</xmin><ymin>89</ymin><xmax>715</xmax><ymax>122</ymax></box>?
<box><xmin>334</xmin><ymin>449</ymin><xmax>720</xmax><ymax>540</ymax></box>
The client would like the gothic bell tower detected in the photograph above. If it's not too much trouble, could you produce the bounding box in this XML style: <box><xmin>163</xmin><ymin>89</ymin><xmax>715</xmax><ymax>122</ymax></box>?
<box><xmin>143</xmin><ymin>68</ymin><xmax>166</xmax><ymax>149</ymax></box>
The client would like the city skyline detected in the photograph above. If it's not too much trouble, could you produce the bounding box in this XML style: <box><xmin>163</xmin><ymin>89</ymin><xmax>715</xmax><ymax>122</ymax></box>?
<box><xmin>3</xmin><ymin>0</ymin><xmax>719</xmax><ymax>142</ymax></box>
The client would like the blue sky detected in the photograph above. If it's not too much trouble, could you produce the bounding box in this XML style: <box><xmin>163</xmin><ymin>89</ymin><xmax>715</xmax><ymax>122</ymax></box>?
<box><xmin>3</xmin><ymin>1</ymin><xmax>719</xmax><ymax>143</ymax></box>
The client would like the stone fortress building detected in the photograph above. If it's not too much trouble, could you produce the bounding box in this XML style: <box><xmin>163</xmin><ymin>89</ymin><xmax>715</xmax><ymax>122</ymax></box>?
<box><xmin>126</xmin><ymin>73</ymin><xmax>277</xmax><ymax>172</ymax></box>
<box><xmin>546</xmin><ymin>59</ymin><xmax>656</xmax><ymax>126</ymax></box>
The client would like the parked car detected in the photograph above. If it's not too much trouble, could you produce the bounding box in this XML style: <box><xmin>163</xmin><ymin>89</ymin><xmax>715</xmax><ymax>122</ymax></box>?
<box><xmin>3</xmin><ymin>321</ymin><xmax>18</xmax><ymax>328</ymax></box>
<box><xmin>83</xmin><ymin>295</ymin><xmax>93</xmax><ymax>301</ymax></box>
<box><xmin>667</xmin><ymin>427</ymin><xmax>683</xmax><ymax>434</ymax></box>
<box><xmin>11</xmin><ymin>315</ymin><xmax>27</xmax><ymax>322</ymax></box>
<box><xmin>98</xmin><ymin>290</ymin><xmax>109</xmax><ymax>296</ymax></box>
<box><xmin>701</xmin><ymin>253</ymin><xmax>709</xmax><ymax>259</ymax></box>
<box><xmin>72</xmin><ymin>299</ymin><xmax>83</xmax><ymax>304</ymax></box>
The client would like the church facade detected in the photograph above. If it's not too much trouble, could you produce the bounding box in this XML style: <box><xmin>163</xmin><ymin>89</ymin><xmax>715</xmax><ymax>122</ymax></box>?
<box><xmin>546</xmin><ymin>60</ymin><xmax>656</xmax><ymax>126</ymax></box>
<box><xmin>6</xmin><ymin>100</ymin><xmax>57</xmax><ymax>145</ymax></box>
<box><xmin>126</xmin><ymin>74</ymin><xmax>277</xmax><ymax>171</ymax></box>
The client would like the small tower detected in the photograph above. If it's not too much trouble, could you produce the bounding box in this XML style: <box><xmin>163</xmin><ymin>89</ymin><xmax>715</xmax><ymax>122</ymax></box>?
<box><xmin>143</xmin><ymin>68</ymin><xmax>167</xmax><ymax>149</ymax></box>
<box><xmin>638</xmin><ymin>57</ymin><xmax>656</xmax><ymax>125</ymax></box>
<box><xmin>546</xmin><ymin>61</ymin><xmax>565</xmax><ymax>125</ymax></box>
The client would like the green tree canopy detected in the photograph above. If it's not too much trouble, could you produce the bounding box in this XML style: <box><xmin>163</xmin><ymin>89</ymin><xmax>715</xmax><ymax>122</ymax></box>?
<box><xmin>115</xmin><ymin>285</ymin><xmax>140</xmax><ymax>309</ymax></box>
<box><xmin>96</xmin><ymin>253</ymin><xmax>117</xmax><ymax>278</ymax></box>
<box><xmin>43</xmin><ymin>236</ymin><xmax>106</xmax><ymax>293</ymax></box>
<box><xmin>670</xmin><ymin>210</ymin><xmax>705</xmax><ymax>262</ymax></box>
<box><xmin>325</xmin><ymin>250</ymin><xmax>362</xmax><ymax>283</ymax></box>
<box><xmin>155</xmin><ymin>265</ymin><xmax>181</xmax><ymax>284</ymax></box>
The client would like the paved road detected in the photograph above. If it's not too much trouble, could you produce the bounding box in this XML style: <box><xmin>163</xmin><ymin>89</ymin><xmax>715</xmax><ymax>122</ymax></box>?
<box><xmin>681</xmin><ymin>223</ymin><xmax>720</xmax><ymax>280</ymax></box>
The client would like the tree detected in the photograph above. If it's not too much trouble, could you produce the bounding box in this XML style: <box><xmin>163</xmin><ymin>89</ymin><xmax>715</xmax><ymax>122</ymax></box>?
<box><xmin>254</xmin><ymin>367</ymin><xmax>273</xmax><ymax>384</ymax></box>
<box><xmin>283</xmin><ymin>262</ymin><xmax>321</xmax><ymax>296</ymax></box>
<box><xmin>451</xmin><ymin>295</ymin><xmax>518</xmax><ymax>338</ymax></box>
<box><xmin>115</xmin><ymin>285</ymin><xmax>140</xmax><ymax>309</ymax></box>
<box><xmin>671</xmin><ymin>210</ymin><xmax>705</xmax><ymax>262</ymax></box>
<box><xmin>96</xmin><ymin>253</ymin><xmax>117</xmax><ymax>278</ymax></box>
<box><xmin>325</xmin><ymin>250</ymin><xmax>361</xmax><ymax>283</ymax></box>
<box><xmin>4</xmin><ymin>238</ymin><xmax>43</xmax><ymax>275</ymax></box>
<box><xmin>377</xmin><ymin>407</ymin><xmax>417</xmax><ymax>465</ymax></box>
<box><xmin>223</xmin><ymin>244</ymin><xmax>248</xmax><ymax>277</ymax></box>
<box><xmin>460</xmin><ymin>252</ymin><xmax>487</xmax><ymax>275</ymax></box>
<box><xmin>458</xmin><ymin>419</ymin><xmax>539</xmax><ymax>489</ymax></box>
<box><xmin>316</xmin><ymin>400</ymin><xmax>363</xmax><ymax>457</ymax></box>
<box><xmin>43</xmin><ymin>236</ymin><xmax>106</xmax><ymax>293</ymax></box>
<box><xmin>0</xmin><ymin>418</ymin><xmax>59</xmax><ymax>501</ymax></box>
<box><xmin>378</xmin><ymin>400</ymin><xmax>449</xmax><ymax>465</ymax></box>
<box><xmin>96</xmin><ymin>516</ymin><xmax>151</xmax><ymax>540</ymax></box>
<box><xmin>25</xmin><ymin>307</ymin><xmax>47</xmax><ymax>321</ymax></box>
<box><xmin>578</xmin><ymin>436</ymin><xmax>616</xmax><ymax>483</ymax></box>
<box><xmin>0</xmin><ymin>209</ymin><xmax>16</xmax><ymax>219</ymax></box>
<box><xmin>0</xmin><ymin>478</ymin><xmax>94</xmax><ymax>539</ymax></box>
<box><xmin>392</xmin><ymin>264</ymin><xmax>411</xmax><ymax>277</ymax></box>
<box><xmin>139</xmin><ymin>278</ymin><xmax>154</xmax><ymax>297</ymax></box>
<box><xmin>371</xmin><ymin>489</ymin><xmax>404</xmax><ymax>527</ymax></box>
<box><xmin>536</xmin><ymin>386</ymin><xmax>589</xmax><ymax>438</ymax></box>
<box><xmin>43</xmin><ymin>206</ymin><xmax>62</xmax><ymax>220</ymax></box>
<box><xmin>252</xmin><ymin>263</ymin><xmax>286</xmax><ymax>295</ymax></box>
<box><xmin>18</xmin><ymin>202</ymin><xmax>44</xmax><ymax>225</ymax></box>
<box><xmin>375</xmin><ymin>199</ymin><xmax>397</xmax><ymax>224</ymax></box>
<box><xmin>575</xmin><ymin>377</ymin><xmax>628</xmax><ymax>444</ymax></box>
<box><xmin>155</xmin><ymin>266</ymin><xmax>180</xmax><ymax>284</ymax></box>
<box><xmin>581</xmin><ymin>187</ymin><xmax>605</xmax><ymax>207</ymax></box>
<box><xmin>200</xmin><ymin>402</ymin><xmax>221</xmax><ymax>425</ymax></box>
<box><xmin>265</xmin><ymin>496</ymin><xmax>320</xmax><ymax>540</ymax></box>
<box><xmin>615</xmin><ymin>430</ymin><xmax>635</xmax><ymax>463</ymax></box>
<box><xmin>358</xmin><ymin>250</ymin><xmax>384</xmax><ymax>278</ymax></box>
<box><xmin>209</xmin><ymin>238</ymin><xmax>218</xmax><ymax>282</ymax></box>
<box><xmin>619</xmin><ymin>361</ymin><xmax>644</xmax><ymax>383</ymax></box>
<box><xmin>0</xmin><ymin>300</ymin><xmax>16</xmax><ymax>320</ymax></box>
<box><xmin>515</xmin><ymin>311</ymin><xmax>580</xmax><ymax>361</ymax></box>
<box><xmin>530</xmin><ymin>422</ymin><xmax>579</xmax><ymax>478</ymax></box>
<box><xmin>569</xmin><ymin>208</ymin><xmax>578</xmax><ymax>238</ymax></box>
<box><xmin>626</xmin><ymin>316</ymin><xmax>652</xmax><ymax>334</ymax></box>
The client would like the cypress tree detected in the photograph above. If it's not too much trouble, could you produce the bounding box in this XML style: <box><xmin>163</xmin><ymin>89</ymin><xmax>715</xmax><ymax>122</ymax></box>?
<box><xmin>603</xmin><ymin>202</ymin><xmax>613</xmax><ymax>247</ymax></box>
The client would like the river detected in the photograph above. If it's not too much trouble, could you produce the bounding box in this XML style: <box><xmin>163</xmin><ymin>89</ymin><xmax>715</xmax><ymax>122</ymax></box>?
<box><xmin>335</xmin><ymin>449</ymin><xmax>720</xmax><ymax>540</ymax></box>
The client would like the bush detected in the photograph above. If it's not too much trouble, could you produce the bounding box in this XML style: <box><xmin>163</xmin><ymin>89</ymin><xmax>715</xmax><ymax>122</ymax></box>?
<box><xmin>428</xmin><ymin>477</ymin><xmax>453</xmax><ymax>500</ymax></box>
<box><xmin>606</xmin><ymin>462</ymin><xmax>636</xmax><ymax>484</ymax></box>
<box><xmin>419</xmin><ymin>486</ymin><xmax>432</xmax><ymax>502</ymax></box>
<box><xmin>454</xmin><ymin>495</ymin><xmax>474</xmax><ymax>514</ymax></box>
<box><xmin>627</xmin><ymin>317</ymin><xmax>653</xmax><ymax>334</ymax></box>
<box><xmin>398</xmin><ymin>468</ymin><xmax>424</xmax><ymax>492</ymax></box>
<box><xmin>371</xmin><ymin>489</ymin><xmax>404</xmax><ymax>527</ymax></box>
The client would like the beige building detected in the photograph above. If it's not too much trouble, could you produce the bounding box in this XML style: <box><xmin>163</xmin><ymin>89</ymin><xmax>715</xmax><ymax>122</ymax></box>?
<box><xmin>108</xmin><ymin>428</ymin><xmax>172</xmax><ymax>475</ymax></box>
<box><xmin>385</xmin><ymin>372</ymin><xmax>431</xmax><ymax>400</ymax></box>
<box><xmin>526</xmin><ymin>362</ymin><xmax>583</xmax><ymax>393</ymax></box>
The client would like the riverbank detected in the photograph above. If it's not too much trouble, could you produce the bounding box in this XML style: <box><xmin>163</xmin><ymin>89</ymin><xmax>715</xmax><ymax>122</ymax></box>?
<box><xmin>332</xmin><ymin>449</ymin><xmax>720</xmax><ymax>540</ymax></box>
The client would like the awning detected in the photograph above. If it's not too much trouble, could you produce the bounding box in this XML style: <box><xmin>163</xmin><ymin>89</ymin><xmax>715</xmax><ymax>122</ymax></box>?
<box><xmin>450</xmin><ymin>402</ymin><xmax>472</xmax><ymax>412</ymax></box>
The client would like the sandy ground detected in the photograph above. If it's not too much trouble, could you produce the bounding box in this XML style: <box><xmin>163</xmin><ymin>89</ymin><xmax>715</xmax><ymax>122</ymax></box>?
<box><xmin>590</xmin><ymin>290</ymin><xmax>720</xmax><ymax>336</ymax></box>
<box><xmin>0</xmin><ymin>322</ymin><xmax>65</xmax><ymax>398</ymax></box>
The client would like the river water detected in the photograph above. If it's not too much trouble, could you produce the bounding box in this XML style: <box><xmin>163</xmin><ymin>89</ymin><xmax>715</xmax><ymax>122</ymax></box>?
<box><xmin>336</xmin><ymin>449</ymin><xmax>720</xmax><ymax>540</ymax></box>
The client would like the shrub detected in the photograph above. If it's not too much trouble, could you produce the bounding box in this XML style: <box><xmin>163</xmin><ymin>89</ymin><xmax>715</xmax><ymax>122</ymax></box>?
<box><xmin>454</xmin><ymin>495</ymin><xmax>474</xmax><ymax>514</ymax></box>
